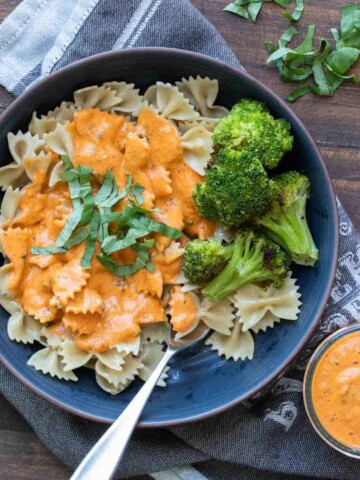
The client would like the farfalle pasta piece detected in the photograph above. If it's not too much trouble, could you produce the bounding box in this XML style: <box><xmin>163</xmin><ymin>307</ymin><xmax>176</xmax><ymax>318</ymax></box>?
<box><xmin>40</xmin><ymin>326</ymin><xmax>64</xmax><ymax>348</ymax></box>
<box><xmin>0</xmin><ymin>264</ymin><xmax>15</xmax><ymax>296</ymax></box>
<box><xmin>177</xmin><ymin>120</ymin><xmax>217</xmax><ymax>134</ymax></box>
<box><xmin>104</xmin><ymin>81</ymin><xmax>143</xmax><ymax>114</ymax></box>
<box><xmin>140</xmin><ymin>323</ymin><xmax>169</xmax><ymax>344</ymax></box>
<box><xmin>60</xmin><ymin>338</ymin><xmax>92</xmax><ymax>371</ymax></box>
<box><xmin>50</xmin><ymin>261</ymin><xmax>90</xmax><ymax>306</ymax></box>
<box><xmin>0</xmin><ymin>162</ymin><xmax>28</xmax><ymax>189</ymax></box>
<box><xmin>8</xmin><ymin>131</ymin><xmax>45</xmax><ymax>164</ymax></box>
<box><xmin>96</xmin><ymin>348</ymin><xmax>127</xmax><ymax>371</ymax></box>
<box><xmin>24</xmin><ymin>151</ymin><xmax>52</xmax><ymax>181</ymax></box>
<box><xmin>0</xmin><ymin>227</ymin><xmax>30</xmax><ymax>291</ymax></box>
<box><xmin>205</xmin><ymin>321</ymin><xmax>254</xmax><ymax>361</ymax></box>
<box><xmin>148</xmin><ymin>165</ymin><xmax>172</xmax><ymax>198</ymax></box>
<box><xmin>208</xmin><ymin>224</ymin><xmax>235</xmax><ymax>244</ymax></box>
<box><xmin>176</xmin><ymin>321</ymin><xmax>210</xmax><ymax>344</ymax></box>
<box><xmin>22</xmin><ymin>277</ymin><xmax>58</xmax><ymax>323</ymax></box>
<box><xmin>181</xmin><ymin>125</ymin><xmax>213</xmax><ymax>176</ymax></box>
<box><xmin>129</xmin><ymin>269</ymin><xmax>163</xmax><ymax>298</ymax></box>
<box><xmin>73</xmin><ymin>85</ymin><xmax>122</xmax><ymax>111</ymax></box>
<box><xmin>197</xmin><ymin>297</ymin><xmax>235</xmax><ymax>335</ymax></box>
<box><xmin>143</xmin><ymin>82</ymin><xmax>200</xmax><ymax>121</ymax></box>
<box><xmin>176</xmin><ymin>76</ymin><xmax>229</xmax><ymax>118</ymax></box>
<box><xmin>0</xmin><ymin>186</ymin><xmax>22</xmax><ymax>224</ymax></box>
<box><xmin>47</xmin><ymin>101</ymin><xmax>78</xmax><ymax>121</ymax></box>
<box><xmin>169</xmin><ymin>287</ymin><xmax>201</xmax><ymax>339</ymax></box>
<box><xmin>138</xmin><ymin>343</ymin><xmax>168</xmax><ymax>386</ymax></box>
<box><xmin>29</xmin><ymin>113</ymin><xmax>58</xmax><ymax>138</ymax></box>
<box><xmin>0</xmin><ymin>131</ymin><xmax>45</xmax><ymax>188</ymax></box>
<box><xmin>65</xmin><ymin>287</ymin><xmax>104</xmax><ymax>315</ymax></box>
<box><xmin>251</xmin><ymin>312</ymin><xmax>281</xmax><ymax>334</ymax></box>
<box><xmin>0</xmin><ymin>295</ymin><xmax>42</xmax><ymax>344</ymax></box>
<box><xmin>43</xmin><ymin>123</ymin><xmax>73</xmax><ymax>158</ymax></box>
<box><xmin>115</xmin><ymin>336</ymin><xmax>141</xmax><ymax>356</ymax></box>
<box><xmin>28</xmin><ymin>346</ymin><xmax>78</xmax><ymax>381</ymax></box>
<box><xmin>29</xmin><ymin>102</ymin><xmax>78</xmax><ymax>137</ymax></box>
<box><xmin>232</xmin><ymin>274</ymin><xmax>301</xmax><ymax>332</ymax></box>
<box><xmin>95</xmin><ymin>355</ymin><xmax>143</xmax><ymax>395</ymax></box>
<box><xmin>48</xmin><ymin>160</ymin><xmax>65</xmax><ymax>187</ymax></box>
<box><xmin>63</xmin><ymin>311</ymin><xmax>99</xmax><ymax>335</ymax></box>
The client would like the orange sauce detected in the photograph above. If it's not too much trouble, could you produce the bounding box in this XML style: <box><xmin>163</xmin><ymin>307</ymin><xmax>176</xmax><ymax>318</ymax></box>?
<box><xmin>312</xmin><ymin>331</ymin><xmax>360</xmax><ymax>449</ymax></box>
<box><xmin>1</xmin><ymin>108</ymin><xmax>215</xmax><ymax>353</ymax></box>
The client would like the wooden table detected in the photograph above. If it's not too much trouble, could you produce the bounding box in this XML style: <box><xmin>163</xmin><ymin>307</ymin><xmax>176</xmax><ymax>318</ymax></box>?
<box><xmin>0</xmin><ymin>0</ymin><xmax>359</xmax><ymax>479</ymax></box>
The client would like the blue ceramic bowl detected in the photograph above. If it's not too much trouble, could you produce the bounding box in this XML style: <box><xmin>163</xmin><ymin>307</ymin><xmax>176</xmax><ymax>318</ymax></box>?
<box><xmin>0</xmin><ymin>48</ymin><xmax>338</xmax><ymax>426</ymax></box>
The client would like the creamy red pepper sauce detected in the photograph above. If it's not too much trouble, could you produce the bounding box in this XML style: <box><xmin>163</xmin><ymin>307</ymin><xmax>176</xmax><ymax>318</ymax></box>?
<box><xmin>312</xmin><ymin>331</ymin><xmax>360</xmax><ymax>449</ymax></box>
<box><xmin>1</xmin><ymin>108</ymin><xmax>216</xmax><ymax>353</ymax></box>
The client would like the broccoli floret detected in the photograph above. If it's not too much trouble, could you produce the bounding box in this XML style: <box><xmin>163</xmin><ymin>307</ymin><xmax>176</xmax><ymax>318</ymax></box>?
<box><xmin>202</xmin><ymin>230</ymin><xmax>291</xmax><ymax>301</ymax></box>
<box><xmin>182</xmin><ymin>239</ymin><xmax>233</xmax><ymax>284</ymax></box>
<box><xmin>213</xmin><ymin>99</ymin><xmax>293</xmax><ymax>170</ymax></box>
<box><xmin>193</xmin><ymin>150</ymin><xmax>277</xmax><ymax>227</ymax></box>
<box><xmin>253</xmin><ymin>171</ymin><xmax>318</xmax><ymax>266</ymax></box>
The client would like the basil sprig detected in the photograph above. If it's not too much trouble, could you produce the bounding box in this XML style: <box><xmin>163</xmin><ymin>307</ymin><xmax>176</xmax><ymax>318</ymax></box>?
<box><xmin>31</xmin><ymin>155</ymin><xmax>182</xmax><ymax>276</ymax></box>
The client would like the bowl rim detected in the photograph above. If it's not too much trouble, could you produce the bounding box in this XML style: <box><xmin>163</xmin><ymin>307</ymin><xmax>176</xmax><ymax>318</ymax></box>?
<box><xmin>303</xmin><ymin>324</ymin><xmax>360</xmax><ymax>458</ymax></box>
<box><xmin>0</xmin><ymin>47</ymin><xmax>339</xmax><ymax>426</ymax></box>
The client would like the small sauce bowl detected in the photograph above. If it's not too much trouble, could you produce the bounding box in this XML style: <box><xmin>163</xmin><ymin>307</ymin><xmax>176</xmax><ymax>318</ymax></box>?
<box><xmin>303</xmin><ymin>323</ymin><xmax>360</xmax><ymax>459</ymax></box>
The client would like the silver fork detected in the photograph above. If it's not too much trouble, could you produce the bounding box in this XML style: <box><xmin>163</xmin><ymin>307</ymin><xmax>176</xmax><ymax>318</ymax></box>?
<box><xmin>70</xmin><ymin>323</ymin><xmax>210</xmax><ymax>480</ymax></box>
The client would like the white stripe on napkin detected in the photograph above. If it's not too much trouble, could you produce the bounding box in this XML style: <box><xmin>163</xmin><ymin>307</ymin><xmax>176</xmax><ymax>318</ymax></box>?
<box><xmin>112</xmin><ymin>0</ymin><xmax>163</xmax><ymax>50</ymax></box>
<box><xmin>41</xmin><ymin>0</ymin><xmax>100</xmax><ymax>76</ymax></box>
<box><xmin>151</xmin><ymin>465</ymin><xmax>208</xmax><ymax>480</ymax></box>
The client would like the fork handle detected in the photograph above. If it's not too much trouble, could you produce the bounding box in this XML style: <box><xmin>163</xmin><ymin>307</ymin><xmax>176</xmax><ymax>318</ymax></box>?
<box><xmin>71</xmin><ymin>347</ymin><xmax>175</xmax><ymax>480</ymax></box>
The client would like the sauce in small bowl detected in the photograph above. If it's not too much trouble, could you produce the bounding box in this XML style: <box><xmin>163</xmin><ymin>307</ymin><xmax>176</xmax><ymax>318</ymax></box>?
<box><xmin>304</xmin><ymin>324</ymin><xmax>360</xmax><ymax>458</ymax></box>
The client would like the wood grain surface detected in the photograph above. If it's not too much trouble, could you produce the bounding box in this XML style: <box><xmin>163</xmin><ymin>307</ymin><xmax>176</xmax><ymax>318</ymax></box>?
<box><xmin>0</xmin><ymin>1</ymin><xmax>359</xmax><ymax>479</ymax></box>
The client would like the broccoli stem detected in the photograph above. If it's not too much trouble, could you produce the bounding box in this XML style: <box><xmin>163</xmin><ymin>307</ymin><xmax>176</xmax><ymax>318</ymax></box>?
<box><xmin>258</xmin><ymin>197</ymin><xmax>318</xmax><ymax>266</ymax></box>
<box><xmin>202</xmin><ymin>236</ymin><xmax>265</xmax><ymax>300</ymax></box>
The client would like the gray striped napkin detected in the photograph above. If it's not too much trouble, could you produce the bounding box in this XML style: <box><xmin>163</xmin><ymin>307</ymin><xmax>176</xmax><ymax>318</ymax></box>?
<box><xmin>0</xmin><ymin>1</ymin><xmax>359</xmax><ymax>479</ymax></box>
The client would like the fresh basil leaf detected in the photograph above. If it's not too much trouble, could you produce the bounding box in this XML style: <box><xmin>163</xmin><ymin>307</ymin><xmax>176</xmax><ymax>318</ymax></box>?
<box><xmin>279</xmin><ymin>26</ymin><xmax>298</xmax><ymax>47</ymax></box>
<box><xmin>102</xmin><ymin>228</ymin><xmax>149</xmax><ymax>254</ymax></box>
<box><xmin>326</xmin><ymin>47</ymin><xmax>360</xmax><ymax>76</ymax></box>
<box><xmin>267</xmin><ymin>46</ymin><xmax>315</xmax><ymax>63</ymax></box>
<box><xmin>97</xmin><ymin>251</ymin><xmax>150</xmax><ymax>277</ymax></box>
<box><xmin>31</xmin><ymin>246</ymin><xmax>67</xmax><ymax>255</ymax></box>
<box><xmin>94</xmin><ymin>171</ymin><xmax>116</xmax><ymax>206</ymax></box>
<box><xmin>145</xmin><ymin>261</ymin><xmax>156</xmax><ymax>273</ymax></box>
<box><xmin>136</xmin><ymin>238</ymin><xmax>155</xmax><ymax>250</ymax></box>
<box><xmin>311</xmin><ymin>39</ymin><xmax>333</xmax><ymax>96</ymax></box>
<box><xmin>64</xmin><ymin>228</ymin><xmax>90</xmax><ymax>248</ymax></box>
<box><xmin>331</xmin><ymin>28</ymin><xmax>340</xmax><ymax>46</ymax></box>
<box><xmin>340</xmin><ymin>4</ymin><xmax>360</xmax><ymax>37</ymax></box>
<box><xmin>295</xmin><ymin>24</ymin><xmax>315</xmax><ymax>53</ymax></box>
<box><xmin>224</xmin><ymin>3</ymin><xmax>250</xmax><ymax>20</ymax></box>
<box><xmin>59</xmin><ymin>169</ymin><xmax>80</xmax><ymax>182</ymax></box>
<box><xmin>283</xmin><ymin>0</ymin><xmax>304</xmax><ymax>22</ymax></box>
<box><xmin>125</xmin><ymin>174</ymin><xmax>133</xmax><ymax>191</ymax></box>
<box><xmin>131</xmin><ymin>183</ymin><xmax>145</xmax><ymax>205</ymax></box>
<box><xmin>61</xmin><ymin>155</ymin><xmax>74</xmax><ymax>170</ymax></box>
<box><xmin>81</xmin><ymin>212</ymin><xmax>100</xmax><ymax>269</ymax></box>
<box><xmin>129</xmin><ymin>215</ymin><xmax>182</xmax><ymax>239</ymax></box>
<box><xmin>248</xmin><ymin>1</ymin><xmax>262</xmax><ymax>21</ymax></box>
<box><xmin>274</xmin><ymin>0</ymin><xmax>291</xmax><ymax>7</ymax></box>
<box><xmin>78</xmin><ymin>195</ymin><xmax>95</xmax><ymax>227</ymax></box>
<box><xmin>101</xmin><ymin>212</ymin><xmax>123</xmax><ymax>223</ymax></box>
<box><xmin>287</xmin><ymin>85</ymin><xmax>313</xmax><ymax>102</ymax></box>
<box><xmin>55</xmin><ymin>203</ymin><xmax>84</xmax><ymax>247</ymax></box>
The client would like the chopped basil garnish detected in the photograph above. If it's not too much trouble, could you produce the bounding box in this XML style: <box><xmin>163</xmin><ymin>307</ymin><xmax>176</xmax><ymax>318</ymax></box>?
<box><xmin>265</xmin><ymin>4</ymin><xmax>360</xmax><ymax>101</ymax></box>
<box><xmin>224</xmin><ymin>0</ymin><xmax>301</xmax><ymax>24</ymax></box>
<box><xmin>31</xmin><ymin>246</ymin><xmax>67</xmax><ymax>255</ymax></box>
<box><xmin>32</xmin><ymin>155</ymin><xmax>182</xmax><ymax>277</ymax></box>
